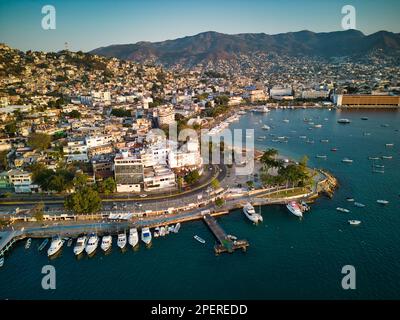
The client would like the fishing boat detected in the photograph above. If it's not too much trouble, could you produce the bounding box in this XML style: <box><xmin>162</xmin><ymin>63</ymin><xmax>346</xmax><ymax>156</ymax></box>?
<box><xmin>128</xmin><ymin>228</ymin><xmax>139</xmax><ymax>247</ymax></box>
<box><xmin>47</xmin><ymin>236</ymin><xmax>64</xmax><ymax>257</ymax></box>
<box><xmin>117</xmin><ymin>232</ymin><xmax>127</xmax><ymax>250</ymax></box>
<box><xmin>73</xmin><ymin>235</ymin><xmax>87</xmax><ymax>256</ymax></box>
<box><xmin>194</xmin><ymin>235</ymin><xmax>206</xmax><ymax>244</ymax></box>
<box><xmin>141</xmin><ymin>227</ymin><xmax>152</xmax><ymax>245</ymax></box>
<box><xmin>25</xmin><ymin>238</ymin><xmax>32</xmax><ymax>249</ymax></box>
<box><xmin>337</xmin><ymin>119</ymin><xmax>351</xmax><ymax>124</ymax></box>
<box><xmin>85</xmin><ymin>233</ymin><xmax>99</xmax><ymax>256</ymax></box>
<box><xmin>243</xmin><ymin>203</ymin><xmax>263</xmax><ymax>223</ymax></box>
<box><xmin>348</xmin><ymin>220</ymin><xmax>361</xmax><ymax>225</ymax></box>
<box><xmin>354</xmin><ymin>202</ymin><xmax>366</xmax><ymax>208</ymax></box>
<box><xmin>286</xmin><ymin>201</ymin><xmax>303</xmax><ymax>217</ymax></box>
<box><xmin>342</xmin><ymin>158</ymin><xmax>353</xmax><ymax>163</ymax></box>
<box><xmin>174</xmin><ymin>223</ymin><xmax>181</xmax><ymax>233</ymax></box>
<box><xmin>377</xmin><ymin>200</ymin><xmax>389</xmax><ymax>205</ymax></box>
<box><xmin>101</xmin><ymin>235</ymin><xmax>112</xmax><ymax>252</ymax></box>
<box><xmin>336</xmin><ymin>207</ymin><xmax>350</xmax><ymax>213</ymax></box>
<box><xmin>38</xmin><ymin>238</ymin><xmax>49</xmax><ymax>251</ymax></box>
<box><xmin>0</xmin><ymin>257</ymin><xmax>4</xmax><ymax>267</ymax></box>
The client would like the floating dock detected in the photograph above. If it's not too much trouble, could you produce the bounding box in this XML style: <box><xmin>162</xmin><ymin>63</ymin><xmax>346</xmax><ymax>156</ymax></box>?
<box><xmin>202</xmin><ymin>213</ymin><xmax>249</xmax><ymax>254</ymax></box>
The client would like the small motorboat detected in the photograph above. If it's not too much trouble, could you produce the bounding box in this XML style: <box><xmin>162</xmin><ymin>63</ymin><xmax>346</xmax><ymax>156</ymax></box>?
<box><xmin>25</xmin><ymin>238</ymin><xmax>32</xmax><ymax>249</ymax></box>
<box><xmin>67</xmin><ymin>238</ymin><xmax>73</xmax><ymax>247</ymax></box>
<box><xmin>316</xmin><ymin>155</ymin><xmax>327</xmax><ymax>159</ymax></box>
<box><xmin>174</xmin><ymin>223</ymin><xmax>181</xmax><ymax>233</ymax></box>
<box><xmin>354</xmin><ymin>202</ymin><xmax>366</xmax><ymax>208</ymax></box>
<box><xmin>336</xmin><ymin>207</ymin><xmax>350</xmax><ymax>213</ymax></box>
<box><xmin>320</xmin><ymin>139</ymin><xmax>329</xmax><ymax>143</ymax></box>
<box><xmin>342</xmin><ymin>158</ymin><xmax>354</xmax><ymax>163</ymax></box>
<box><xmin>385</xmin><ymin>143</ymin><xmax>394</xmax><ymax>147</ymax></box>
<box><xmin>194</xmin><ymin>235</ymin><xmax>206</xmax><ymax>244</ymax></box>
<box><xmin>368</xmin><ymin>156</ymin><xmax>380</xmax><ymax>160</ymax></box>
<box><xmin>382</xmin><ymin>156</ymin><xmax>393</xmax><ymax>160</ymax></box>
<box><xmin>361</xmin><ymin>117</ymin><xmax>369</xmax><ymax>120</ymax></box>
<box><xmin>0</xmin><ymin>256</ymin><xmax>4</xmax><ymax>267</ymax></box>
<box><xmin>377</xmin><ymin>200</ymin><xmax>389</xmax><ymax>205</ymax></box>
<box><xmin>286</xmin><ymin>201</ymin><xmax>303</xmax><ymax>218</ymax></box>
<box><xmin>331</xmin><ymin>148</ymin><xmax>338</xmax><ymax>152</ymax></box>
<box><xmin>348</xmin><ymin>220</ymin><xmax>361</xmax><ymax>225</ymax></box>
<box><xmin>337</xmin><ymin>119</ymin><xmax>351</xmax><ymax>124</ymax></box>
<box><xmin>38</xmin><ymin>238</ymin><xmax>49</xmax><ymax>251</ymax></box>
<box><xmin>346</xmin><ymin>198</ymin><xmax>355</xmax><ymax>202</ymax></box>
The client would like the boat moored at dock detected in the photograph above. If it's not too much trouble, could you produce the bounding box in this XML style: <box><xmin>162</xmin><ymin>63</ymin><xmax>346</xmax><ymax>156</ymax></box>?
<box><xmin>73</xmin><ymin>236</ymin><xmax>87</xmax><ymax>256</ymax></box>
<box><xmin>85</xmin><ymin>233</ymin><xmax>99</xmax><ymax>256</ymax></box>
<box><xmin>286</xmin><ymin>201</ymin><xmax>303</xmax><ymax>218</ymax></box>
<box><xmin>47</xmin><ymin>236</ymin><xmax>64</xmax><ymax>257</ymax></box>
<box><xmin>25</xmin><ymin>238</ymin><xmax>31</xmax><ymax>249</ymax></box>
<box><xmin>117</xmin><ymin>232</ymin><xmax>127</xmax><ymax>250</ymax></box>
<box><xmin>243</xmin><ymin>203</ymin><xmax>263</xmax><ymax>224</ymax></box>
<box><xmin>101</xmin><ymin>235</ymin><xmax>112</xmax><ymax>252</ymax></box>
<box><xmin>141</xmin><ymin>227</ymin><xmax>152</xmax><ymax>245</ymax></box>
<box><xmin>128</xmin><ymin>228</ymin><xmax>139</xmax><ymax>247</ymax></box>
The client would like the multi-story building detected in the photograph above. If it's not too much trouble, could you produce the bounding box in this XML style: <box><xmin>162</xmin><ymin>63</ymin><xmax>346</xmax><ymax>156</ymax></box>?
<box><xmin>7</xmin><ymin>169</ymin><xmax>33</xmax><ymax>193</ymax></box>
<box><xmin>143</xmin><ymin>165</ymin><xmax>176</xmax><ymax>192</ymax></box>
<box><xmin>157</xmin><ymin>105</ymin><xmax>175</xmax><ymax>126</ymax></box>
<box><xmin>114</xmin><ymin>150</ymin><xmax>144</xmax><ymax>193</ymax></box>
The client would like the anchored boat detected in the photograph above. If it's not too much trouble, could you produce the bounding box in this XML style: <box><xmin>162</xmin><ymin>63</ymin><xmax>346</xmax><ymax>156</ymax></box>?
<box><xmin>286</xmin><ymin>201</ymin><xmax>303</xmax><ymax>218</ymax></box>
<box><xmin>348</xmin><ymin>220</ymin><xmax>361</xmax><ymax>225</ymax></box>
<box><xmin>194</xmin><ymin>235</ymin><xmax>206</xmax><ymax>244</ymax></box>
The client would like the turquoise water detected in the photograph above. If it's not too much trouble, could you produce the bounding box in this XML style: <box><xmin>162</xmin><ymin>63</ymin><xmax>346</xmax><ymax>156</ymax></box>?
<box><xmin>1</xmin><ymin>109</ymin><xmax>400</xmax><ymax>300</ymax></box>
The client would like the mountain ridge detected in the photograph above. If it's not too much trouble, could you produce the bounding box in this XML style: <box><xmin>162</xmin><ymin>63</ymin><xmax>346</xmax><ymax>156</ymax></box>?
<box><xmin>90</xmin><ymin>30</ymin><xmax>400</xmax><ymax>67</ymax></box>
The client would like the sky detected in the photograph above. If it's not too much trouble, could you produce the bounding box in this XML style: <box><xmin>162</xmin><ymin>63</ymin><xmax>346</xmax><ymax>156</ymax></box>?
<box><xmin>0</xmin><ymin>0</ymin><xmax>399</xmax><ymax>52</ymax></box>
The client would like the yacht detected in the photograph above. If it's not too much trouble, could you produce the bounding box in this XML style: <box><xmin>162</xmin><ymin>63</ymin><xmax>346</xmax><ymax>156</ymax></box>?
<box><xmin>47</xmin><ymin>236</ymin><xmax>64</xmax><ymax>257</ymax></box>
<box><xmin>128</xmin><ymin>228</ymin><xmax>139</xmax><ymax>247</ymax></box>
<box><xmin>337</xmin><ymin>119</ymin><xmax>351</xmax><ymax>124</ymax></box>
<box><xmin>286</xmin><ymin>201</ymin><xmax>303</xmax><ymax>218</ymax></box>
<box><xmin>117</xmin><ymin>232</ymin><xmax>127</xmax><ymax>249</ymax></box>
<box><xmin>348</xmin><ymin>220</ymin><xmax>361</xmax><ymax>225</ymax></box>
<box><xmin>194</xmin><ymin>235</ymin><xmax>206</xmax><ymax>244</ymax></box>
<box><xmin>141</xmin><ymin>227</ymin><xmax>152</xmax><ymax>245</ymax></box>
<box><xmin>25</xmin><ymin>238</ymin><xmax>32</xmax><ymax>249</ymax></box>
<box><xmin>377</xmin><ymin>200</ymin><xmax>389</xmax><ymax>205</ymax></box>
<box><xmin>336</xmin><ymin>207</ymin><xmax>350</xmax><ymax>213</ymax></box>
<box><xmin>100</xmin><ymin>235</ymin><xmax>112</xmax><ymax>252</ymax></box>
<box><xmin>73</xmin><ymin>235</ymin><xmax>87</xmax><ymax>256</ymax></box>
<box><xmin>85</xmin><ymin>233</ymin><xmax>99</xmax><ymax>256</ymax></box>
<box><xmin>243</xmin><ymin>203</ymin><xmax>263</xmax><ymax>223</ymax></box>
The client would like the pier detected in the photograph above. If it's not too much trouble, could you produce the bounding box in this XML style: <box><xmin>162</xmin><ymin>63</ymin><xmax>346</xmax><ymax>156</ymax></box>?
<box><xmin>202</xmin><ymin>213</ymin><xmax>249</xmax><ymax>254</ymax></box>
<box><xmin>0</xmin><ymin>230</ymin><xmax>24</xmax><ymax>256</ymax></box>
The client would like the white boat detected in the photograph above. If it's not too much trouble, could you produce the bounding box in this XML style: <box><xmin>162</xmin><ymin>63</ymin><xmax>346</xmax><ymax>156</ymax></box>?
<box><xmin>314</xmin><ymin>124</ymin><xmax>322</xmax><ymax>128</ymax></box>
<box><xmin>101</xmin><ymin>235</ymin><xmax>112</xmax><ymax>252</ymax></box>
<box><xmin>47</xmin><ymin>236</ymin><xmax>64</xmax><ymax>257</ymax></box>
<box><xmin>243</xmin><ymin>203</ymin><xmax>263</xmax><ymax>223</ymax></box>
<box><xmin>368</xmin><ymin>156</ymin><xmax>380</xmax><ymax>160</ymax></box>
<box><xmin>348</xmin><ymin>220</ymin><xmax>361</xmax><ymax>225</ymax></box>
<box><xmin>354</xmin><ymin>202</ymin><xmax>366</xmax><ymax>208</ymax></box>
<box><xmin>85</xmin><ymin>233</ymin><xmax>99</xmax><ymax>256</ymax></box>
<box><xmin>377</xmin><ymin>200</ymin><xmax>389</xmax><ymax>205</ymax></box>
<box><xmin>320</xmin><ymin>139</ymin><xmax>329</xmax><ymax>143</ymax></box>
<box><xmin>194</xmin><ymin>235</ymin><xmax>206</xmax><ymax>244</ymax></box>
<box><xmin>316</xmin><ymin>155</ymin><xmax>327</xmax><ymax>159</ymax></box>
<box><xmin>336</xmin><ymin>207</ymin><xmax>350</xmax><ymax>213</ymax></box>
<box><xmin>141</xmin><ymin>227</ymin><xmax>152</xmax><ymax>245</ymax></box>
<box><xmin>73</xmin><ymin>236</ymin><xmax>87</xmax><ymax>256</ymax></box>
<box><xmin>25</xmin><ymin>238</ymin><xmax>32</xmax><ymax>249</ymax></box>
<box><xmin>262</xmin><ymin>124</ymin><xmax>271</xmax><ymax>130</ymax></box>
<box><xmin>382</xmin><ymin>156</ymin><xmax>393</xmax><ymax>160</ymax></box>
<box><xmin>283</xmin><ymin>119</ymin><xmax>290</xmax><ymax>123</ymax></box>
<box><xmin>159</xmin><ymin>226</ymin><xmax>166</xmax><ymax>236</ymax></box>
<box><xmin>338</xmin><ymin>119</ymin><xmax>351</xmax><ymax>124</ymax></box>
<box><xmin>117</xmin><ymin>232</ymin><xmax>127</xmax><ymax>249</ymax></box>
<box><xmin>342</xmin><ymin>158</ymin><xmax>354</xmax><ymax>163</ymax></box>
<box><xmin>385</xmin><ymin>143</ymin><xmax>394</xmax><ymax>147</ymax></box>
<box><xmin>0</xmin><ymin>256</ymin><xmax>4</xmax><ymax>267</ymax></box>
<box><xmin>286</xmin><ymin>201</ymin><xmax>303</xmax><ymax>217</ymax></box>
<box><xmin>173</xmin><ymin>223</ymin><xmax>181</xmax><ymax>233</ymax></box>
<box><xmin>168</xmin><ymin>225</ymin><xmax>175</xmax><ymax>233</ymax></box>
<box><xmin>128</xmin><ymin>228</ymin><xmax>139</xmax><ymax>247</ymax></box>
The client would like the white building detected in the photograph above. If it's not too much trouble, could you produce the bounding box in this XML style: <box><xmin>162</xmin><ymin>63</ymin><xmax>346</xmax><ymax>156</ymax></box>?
<box><xmin>85</xmin><ymin>135</ymin><xmax>114</xmax><ymax>149</ymax></box>
<box><xmin>157</xmin><ymin>105</ymin><xmax>175</xmax><ymax>126</ymax></box>
<box><xmin>143</xmin><ymin>165</ymin><xmax>176</xmax><ymax>192</ymax></box>
<box><xmin>8</xmin><ymin>169</ymin><xmax>33</xmax><ymax>193</ymax></box>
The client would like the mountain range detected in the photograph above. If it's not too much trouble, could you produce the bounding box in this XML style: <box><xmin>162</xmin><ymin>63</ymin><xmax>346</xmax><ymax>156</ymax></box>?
<box><xmin>90</xmin><ymin>30</ymin><xmax>400</xmax><ymax>68</ymax></box>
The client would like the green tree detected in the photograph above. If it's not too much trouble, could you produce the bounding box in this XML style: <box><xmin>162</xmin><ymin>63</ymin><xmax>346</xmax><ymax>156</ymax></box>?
<box><xmin>184</xmin><ymin>170</ymin><xmax>200</xmax><ymax>185</ymax></box>
<box><xmin>97</xmin><ymin>177</ymin><xmax>116</xmax><ymax>195</ymax></box>
<box><xmin>64</xmin><ymin>186</ymin><xmax>102</xmax><ymax>214</ymax></box>
<box><xmin>27</xmin><ymin>133</ymin><xmax>51</xmax><ymax>151</ymax></box>
<box><xmin>68</xmin><ymin>110</ymin><xmax>81</xmax><ymax>119</ymax></box>
<box><xmin>4</xmin><ymin>122</ymin><xmax>17</xmax><ymax>136</ymax></box>
<box><xmin>31</xmin><ymin>202</ymin><xmax>45</xmax><ymax>221</ymax></box>
<box><xmin>211</xmin><ymin>178</ymin><xmax>220</xmax><ymax>190</ymax></box>
<box><xmin>215</xmin><ymin>197</ymin><xmax>224</xmax><ymax>207</ymax></box>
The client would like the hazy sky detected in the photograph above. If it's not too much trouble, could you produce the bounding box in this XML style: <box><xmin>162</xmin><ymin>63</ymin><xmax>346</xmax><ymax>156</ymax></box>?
<box><xmin>1</xmin><ymin>0</ymin><xmax>399</xmax><ymax>52</ymax></box>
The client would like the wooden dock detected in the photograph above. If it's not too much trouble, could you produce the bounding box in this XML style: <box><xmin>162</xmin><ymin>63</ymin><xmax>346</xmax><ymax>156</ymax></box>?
<box><xmin>202</xmin><ymin>214</ymin><xmax>249</xmax><ymax>254</ymax></box>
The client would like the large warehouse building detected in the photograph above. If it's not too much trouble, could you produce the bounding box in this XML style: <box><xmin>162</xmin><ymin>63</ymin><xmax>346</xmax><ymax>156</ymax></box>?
<box><xmin>334</xmin><ymin>94</ymin><xmax>400</xmax><ymax>108</ymax></box>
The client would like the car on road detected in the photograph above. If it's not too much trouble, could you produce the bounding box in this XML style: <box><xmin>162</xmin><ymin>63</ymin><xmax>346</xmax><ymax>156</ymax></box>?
<box><xmin>135</xmin><ymin>202</ymin><xmax>142</xmax><ymax>207</ymax></box>
<box><xmin>139</xmin><ymin>194</ymin><xmax>148</xmax><ymax>198</ymax></box>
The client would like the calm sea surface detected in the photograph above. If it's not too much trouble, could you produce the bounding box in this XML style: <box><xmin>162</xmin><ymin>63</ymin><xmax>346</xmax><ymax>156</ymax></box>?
<box><xmin>1</xmin><ymin>109</ymin><xmax>399</xmax><ymax>299</ymax></box>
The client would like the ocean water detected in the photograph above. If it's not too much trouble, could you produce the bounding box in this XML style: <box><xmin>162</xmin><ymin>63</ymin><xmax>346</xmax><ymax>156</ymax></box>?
<box><xmin>1</xmin><ymin>109</ymin><xmax>400</xmax><ymax>300</ymax></box>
